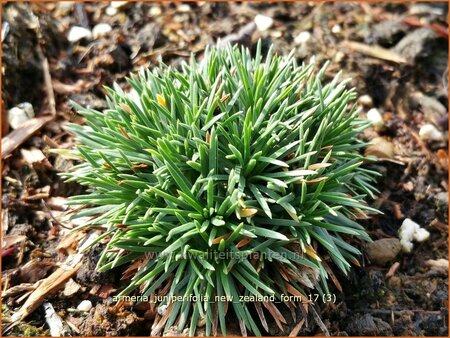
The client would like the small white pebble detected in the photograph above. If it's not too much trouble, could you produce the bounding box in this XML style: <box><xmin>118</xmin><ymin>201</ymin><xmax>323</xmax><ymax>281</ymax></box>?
<box><xmin>67</xmin><ymin>26</ymin><xmax>92</xmax><ymax>43</ymax></box>
<box><xmin>399</xmin><ymin>217</ymin><xmax>418</xmax><ymax>240</ymax></box>
<box><xmin>399</xmin><ymin>218</ymin><xmax>419</xmax><ymax>253</ymax></box>
<box><xmin>413</xmin><ymin>227</ymin><xmax>430</xmax><ymax>242</ymax></box>
<box><xmin>77</xmin><ymin>300</ymin><xmax>92</xmax><ymax>312</ymax></box>
<box><xmin>334</xmin><ymin>51</ymin><xmax>345</xmax><ymax>63</ymax></box>
<box><xmin>272</xmin><ymin>30</ymin><xmax>282</xmax><ymax>38</ymax></box>
<box><xmin>367</xmin><ymin>108</ymin><xmax>384</xmax><ymax>130</ymax></box>
<box><xmin>149</xmin><ymin>6</ymin><xmax>162</xmax><ymax>16</ymax></box>
<box><xmin>92</xmin><ymin>23</ymin><xmax>112</xmax><ymax>39</ymax></box>
<box><xmin>400</xmin><ymin>240</ymin><xmax>414</xmax><ymax>254</ymax></box>
<box><xmin>8</xmin><ymin>102</ymin><xmax>34</xmax><ymax>129</ymax></box>
<box><xmin>105</xmin><ymin>6</ymin><xmax>118</xmax><ymax>16</ymax></box>
<box><xmin>294</xmin><ymin>31</ymin><xmax>311</xmax><ymax>45</ymax></box>
<box><xmin>110</xmin><ymin>1</ymin><xmax>127</xmax><ymax>8</ymax></box>
<box><xmin>419</xmin><ymin>124</ymin><xmax>443</xmax><ymax>141</ymax></box>
<box><xmin>157</xmin><ymin>304</ymin><xmax>168</xmax><ymax>315</ymax></box>
<box><xmin>331</xmin><ymin>24</ymin><xmax>341</xmax><ymax>34</ymax></box>
<box><xmin>178</xmin><ymin>4</ymin><xmax>191</xmax><ymax>12</ymax></box>
<box><xmin>399</xmin><ymin>218</ymin><xmax>429</xmax><ymax>253</ymax></box>
<box><xmin>358</xmin><ymin>94</ymin><xmax>373</xmax><ymax>107</ymax></box>
<box><xmin>18</xmin><ymin>102</ymin><xmax>34</xmax><ymax>118</ymax></box>
<box><xmin>254</xmin><ymin>14</ymin><xmax>273</xmax><ymax>32</ymax></box>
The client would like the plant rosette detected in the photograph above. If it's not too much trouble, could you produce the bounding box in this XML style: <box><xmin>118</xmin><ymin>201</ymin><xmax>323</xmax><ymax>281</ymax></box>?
<box><xmin>62</xmin><ymin>42</ymin><xmax>380</xmax><ymax>336</ymax></box>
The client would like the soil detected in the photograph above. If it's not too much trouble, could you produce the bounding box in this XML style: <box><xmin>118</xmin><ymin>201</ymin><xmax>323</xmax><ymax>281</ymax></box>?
<box><xmin>1</xmin><ymin>2</ymin><xmax>448</xmax><ymax>336</ymax></box>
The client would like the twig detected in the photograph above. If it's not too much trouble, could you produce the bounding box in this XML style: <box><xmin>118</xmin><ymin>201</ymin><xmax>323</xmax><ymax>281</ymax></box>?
<box><xmin>1</xmin><ymin>282</ymin><xmax>38</xmax><ymax>298</ymax></box>
<box><xmin>36</xmin><ymin>45</ymin><xmax>56</xmax><ymax>117</ymax></box>
<box><xmin>310</xmin><ymin>305</ymin><xmax>330</xmax><ymax>336</ymax></box>
<box><xmin>41</xmin><ymin>200</ymin><xmax>73</xmax><ymax>230</ymax></box>
<box><xmin>341</xmin><ymin>40</ymin><xmax>407</xmax><ymax>64</ymax></box>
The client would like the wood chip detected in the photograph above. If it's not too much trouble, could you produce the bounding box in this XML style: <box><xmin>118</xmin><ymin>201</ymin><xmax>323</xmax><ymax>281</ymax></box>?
<box><xmin>89</xmin><ymin>284</ymin><xmax>116</xmax><ymax>298</ymax></box>
<box><xmin>65</xmin><ymin>316</ymin><xmax>81</xmax><ymax>334</ymax></box>
<box><xmin>425</xmin><ymin>258</ymin><xmax>448</xmax><ymax>274</ymax></box>
<box><xmin>63</xmin><ymin>278</ymin><xmax>81</xmax><ymax>297</ymax></box>
<box><xmin>436</xmin><ymin>149</ymin><xmax>448</xmax><ymax>170</ymax></box>
<box><xmin>11</xmin><ymin>259</ymin><xmax>82</xmax><ymax>322</ymax></box>
<box><xmin>56</xmin><ymin>232</ymin><xmax>84</xmax><ymax>255</ymax></box>
<box><xmin>18</xmin><ymin>258</ymin><xmax>54</xmax><ymax>283</ymax></box>
<box><xmin>22</xmin><ymin>192</ymin><xmax>50</xmax><ymax>201</ymax></box>
<box><xmin>3</xmin><ymin>234</ymin><xmax>27</xmax><ymax>248</ymax></box>
<box><xmin>2</xmin><ymin>282</ymin><xmax>39</xmax><ymax>298</ymax></box>
<box><xmin>393</xmin><ymin>203</ymin><xmax>404</xmax><ymax>219</ymax></box>
<box><xmin>386</xmin><ymin>261</ymin><xmax>401</xmax><ymax>278</ymax></box>
<box><xmin>20</xmin><ymin>147</ymin><xmax>46</xmax><ymax>164</ymax></box>
<box><xmin>341</xmin><ymin>40</ymin><xmax>407</xmax><ymax>64</ymax></box>
<box><xmin>51</xmin><ymin>79</ymin><xmax>86</xmax><ymax>95</ymax></box>
<box><xmin>1</xmin><ymin>115</ymin><xmax>54</xmax><ymax>159</ymax></box>
<box><xmin>365</xmin><ymin>137</ymin><xmax>394</xmax><ymax>159</ymax></box>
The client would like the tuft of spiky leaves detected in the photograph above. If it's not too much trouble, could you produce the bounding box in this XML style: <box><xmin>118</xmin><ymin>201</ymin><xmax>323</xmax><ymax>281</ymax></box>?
<box><xmin>63</xmin><ymin>43</ymin><xmax>380</xmax><ymax>336</ymax></box>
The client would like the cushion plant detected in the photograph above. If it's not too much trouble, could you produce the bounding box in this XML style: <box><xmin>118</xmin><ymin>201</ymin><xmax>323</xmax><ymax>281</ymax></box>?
<box><xmin>63</xmin><ymin>42</ymin><xmax>380</xmax><ymax>336</ymax></box>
